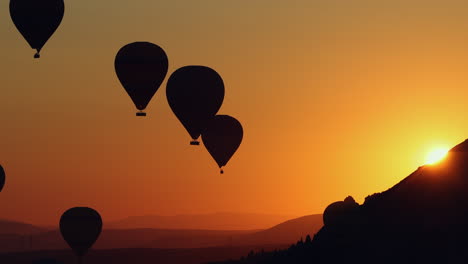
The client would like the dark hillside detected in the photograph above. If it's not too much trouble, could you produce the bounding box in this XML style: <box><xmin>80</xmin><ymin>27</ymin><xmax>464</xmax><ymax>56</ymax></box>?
<box><xmin>213</xmin><ymin>139</ymin><xmax>468</xmax><ymax>264</ymax></box>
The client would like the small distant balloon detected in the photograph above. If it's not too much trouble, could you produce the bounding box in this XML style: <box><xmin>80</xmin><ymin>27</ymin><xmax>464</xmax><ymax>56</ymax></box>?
<box><xmin>115</xmin><ymin>42</ymin><xmax>169</xmax><ymax>116</ymax></box>
<box><xmin>0</xmin><ymin>165</ymin><xmax>5</xmax><ymax>193</ymax></box>
<box><xmin>9</xmin><ymin>0</ymin><xmax>65</xmax><ymax>59</ymax></box>
<box><xmin>202</xmin><ymin>115</ymin><xmax>243</xmax><ymax>173</ymax></box>
<box><xmin>60</xmin><ymin>207</ymin><xmax>102</xmax><ymax>264</ymax></box>
<box><xmin>166</xmin><ymin>66</ymin><xmax>225</xmax><ymax>145</ymax></box>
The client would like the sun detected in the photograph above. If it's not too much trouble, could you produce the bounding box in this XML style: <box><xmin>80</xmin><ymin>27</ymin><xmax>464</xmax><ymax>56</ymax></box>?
<box><xmin>425</xmin><ymin>147</ymin><xmax>449</xmax><ymax>165</ymax></box>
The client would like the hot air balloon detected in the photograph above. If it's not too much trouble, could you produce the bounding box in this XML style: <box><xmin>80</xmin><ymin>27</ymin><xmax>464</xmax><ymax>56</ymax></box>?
<box><xmin>115</xmin><ymin>42</ymin><xmax>169</xmax><ymax>116</ymax></box>
<box><xmin>0</xmin><ymin>165</ymin><xmax>5</xmax><ymax>193</ymax></box>
<box><xmin>60</xmin><ymin>207</ymin><xmax>102</xmax><ymax>264</ymax></box>
<box><xmin>166</xmin><ymin>66</ymin><xmax>225</xmax><ymax>145</ymax></box>
<box><xmin>9</xmin><ymin>0</ymin><xmax>65</xmax><ymax>59</ymax></box>
<box><xmin>202</xmin><ymin>115</ymin><xmax>243</xmax><ymax>173</ymax></box>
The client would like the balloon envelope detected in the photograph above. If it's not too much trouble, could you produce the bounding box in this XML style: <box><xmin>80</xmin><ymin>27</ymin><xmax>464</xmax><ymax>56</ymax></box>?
<box><xmin>115</xmin><ymin>42</ymin><xmax>169</xmax><ymax>114</ymax></box>
<box><xmin>166</xmin><ymin>66</ymin><xmax>224</xmax><ymax>142</ymax></box>
<box><xmin>0</xmin><ymin>165</ymin><xmax>5</xmax><ymax>192</ymax></box>
<box><xmin>59</xmin><ymin>207</ymin><xmax>102</xmax><ymax>258</ymax></box>
<box><xmin>9</xmin><ymin>0</ymin><xmax>64</xmax><ymax>58</ymax></box>
<box><xmin>202</xmin><ymin>115</ymin><xmax>243</xmax><ymax>170</ymax></box>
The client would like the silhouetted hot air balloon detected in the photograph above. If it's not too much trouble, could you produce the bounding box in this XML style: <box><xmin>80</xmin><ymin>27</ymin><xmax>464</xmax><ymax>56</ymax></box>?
<box><xmin>202</xmin><ymin>115</ymin><xmax>243</xmax><ymax>173</ymax></box>
<box><xmin>60</xmin><ymin>207</ymin><xmax>102</xmax><ymax>264</ymax></box>
<box><xmin>10</xmin><ymin>0</ymin><xmax>65</xmax><ymax>59</ymax></box>
<box><xmin>115</xmin><ymin>42</ymin><xmax>169</xmax><ymax>116</ymax></box>
<box><xmin>0</xmin><ymin>165</ymin><xmax>5</xmax><ymax>193</ymax></box>
<box><xmin>166</xmin><ymin>66</ymin><xmax>225</xmax><ymax>145</ymax></box>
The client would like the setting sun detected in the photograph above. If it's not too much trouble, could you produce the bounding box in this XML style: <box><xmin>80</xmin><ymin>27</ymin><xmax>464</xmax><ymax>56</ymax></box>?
<box><xmin>425</xmin><ymin>147</ymin><xmax>449</xmax><ymax>165</ymax></box>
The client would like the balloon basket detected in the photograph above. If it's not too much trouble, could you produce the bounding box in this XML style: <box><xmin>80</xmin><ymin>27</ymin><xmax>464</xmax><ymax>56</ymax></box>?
<box><xmin>34</xmin><ymin>53</ymin><xmax>40</xmax><ymax>59</ymax></box>
<box><xmin>136</xmin><ymin>112</ymin><xmax>146</xmax><ymax>117</ymax></box>
<box><xmin>190</xmin><ymin>140</ymin><xmax>200</xmax><ymax>146</ymax></box>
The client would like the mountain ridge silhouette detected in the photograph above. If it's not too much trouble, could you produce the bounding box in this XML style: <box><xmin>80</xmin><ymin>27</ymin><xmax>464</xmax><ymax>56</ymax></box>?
<box><xmin>0</xmin><ymin>219</ymin><xmax>48</xmax><ymax>235</ymax></box>
<box><xmin>0</xmin><ymin>214</ymin><xmax>322</xmax><ymax>253</ymax></box>
<box><xmin>213</xmin><ymin>139</ymin><xmax>468</xmax><ymax>264</ymax></box>
<box><xmin>106</xmin><ymin>212</ymin><xmax>297</xmax><ymax>230</ymax></box>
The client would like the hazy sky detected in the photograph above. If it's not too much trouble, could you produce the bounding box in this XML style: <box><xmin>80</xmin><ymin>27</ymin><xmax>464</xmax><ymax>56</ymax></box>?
<box><xmin>2</xmin><ymin>0</ymin><xmax>468</xmax><ymax>225</ymax></box>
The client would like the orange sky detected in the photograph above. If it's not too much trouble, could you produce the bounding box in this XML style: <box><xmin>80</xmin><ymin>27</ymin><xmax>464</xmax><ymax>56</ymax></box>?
<box><xmin>2</xmin><ymin>0</ymin><xmax>468</xmax><ymax>226</ymax></box>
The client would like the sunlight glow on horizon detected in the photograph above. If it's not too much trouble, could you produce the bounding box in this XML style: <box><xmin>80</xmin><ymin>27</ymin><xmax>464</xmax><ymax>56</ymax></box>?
<box><xmin>5</xmin><ymin>0</ymin><xmax>468</xmax><ymax>224</ymax></box>
<box><xmin>424</xmin><ymin>147</ymin><xmax>449</xmax><ymax>165</ymax></box>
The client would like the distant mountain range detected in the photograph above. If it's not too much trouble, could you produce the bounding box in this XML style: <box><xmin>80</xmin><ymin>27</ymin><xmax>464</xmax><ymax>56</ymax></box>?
<box><xmin>106</xmin><ymin>213</ymin><xmax>297</xmax><ymax>230</ymax></box>
<box><xmin>231</xmin><ymin>215</ymin><xmax>323</xmax><ymax>246</ymax></box>
<box><xmin>0</xmin><ymin>213</ymin><xmax>323</xmax><ymax>253</ymax></box>
<box><xmin>0</xmin><ymin>219</ymin><xmax>48</xmax><ymax>235</ymax></box>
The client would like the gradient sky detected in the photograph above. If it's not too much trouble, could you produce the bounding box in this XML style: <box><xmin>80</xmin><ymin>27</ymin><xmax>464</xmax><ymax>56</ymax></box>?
<box><xmin>2</xmin><ymin>0</ymin><xmax>468</xmax><ymax>226</ymax></box>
